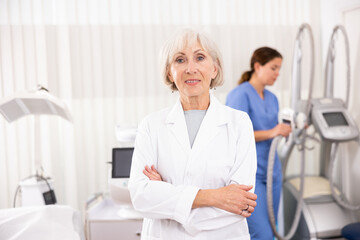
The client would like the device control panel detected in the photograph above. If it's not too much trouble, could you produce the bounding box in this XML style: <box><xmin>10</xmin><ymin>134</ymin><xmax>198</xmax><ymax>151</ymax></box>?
<box><xmin>311</xmin><ymin>98</ymin><xmax>359</xmax><ymax>142</ymax></box>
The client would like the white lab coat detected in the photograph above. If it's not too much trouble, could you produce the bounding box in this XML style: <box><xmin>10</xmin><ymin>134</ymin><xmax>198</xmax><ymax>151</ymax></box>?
<box><xmin>128</xmin><ymin>94</ymin><xmax>257</xmax><ymax>240</ymax></box>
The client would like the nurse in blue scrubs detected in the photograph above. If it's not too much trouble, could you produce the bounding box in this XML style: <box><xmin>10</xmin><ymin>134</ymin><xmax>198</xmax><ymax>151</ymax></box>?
<box><xmin>226</xmin><ymin>47</ymin><xmax>291</xmax><ymax>240</ymax></box>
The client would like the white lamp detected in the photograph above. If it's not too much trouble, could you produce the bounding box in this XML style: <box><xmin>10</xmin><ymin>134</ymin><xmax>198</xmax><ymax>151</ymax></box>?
<box><xmin>0</xmin><ymin>85</ymin><xmax>72</xmax><ymax>206</ymax></box>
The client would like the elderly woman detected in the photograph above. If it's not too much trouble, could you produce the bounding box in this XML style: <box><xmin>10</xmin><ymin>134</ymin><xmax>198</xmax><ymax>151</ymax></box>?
<box><xmin>128</xmin><ymin>28</ymin><xmax>257</xmax><ymax>240</ymax></box>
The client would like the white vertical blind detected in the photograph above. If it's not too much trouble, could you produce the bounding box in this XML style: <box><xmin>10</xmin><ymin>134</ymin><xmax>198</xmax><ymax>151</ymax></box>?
<box><xmin>0</xmin><ymin>0</ymin><xmax>322</xmax><ymax>210</ymax></box>
<box><xmin>0</xmin><ymin>0</ymin><xmax>316</xmax><ymax>25</ymax></box>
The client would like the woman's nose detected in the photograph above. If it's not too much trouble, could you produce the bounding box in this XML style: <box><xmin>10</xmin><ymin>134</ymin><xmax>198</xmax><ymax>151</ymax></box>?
<box><xmin>185</xmin><ymin>60</ymin><xmax>197</xmax><ymax>74</ymax></box>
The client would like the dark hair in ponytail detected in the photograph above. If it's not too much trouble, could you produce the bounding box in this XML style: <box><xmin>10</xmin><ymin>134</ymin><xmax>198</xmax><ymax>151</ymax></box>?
<box><xmin>238</xmin><ymin>47</ymin><xmax>282</xmax><ymax>85</ymax></box>
<box><xmin>238</xmin><ymin>70</ymin><xmax>254</xmax><ymax>85</ymax></box>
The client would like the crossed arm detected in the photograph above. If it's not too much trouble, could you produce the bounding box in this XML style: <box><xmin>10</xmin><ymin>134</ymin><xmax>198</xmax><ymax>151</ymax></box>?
<box><xmin>143</xmin><ymin>165</ymin><xmax>257</xmax><ymax>218</ymax></box>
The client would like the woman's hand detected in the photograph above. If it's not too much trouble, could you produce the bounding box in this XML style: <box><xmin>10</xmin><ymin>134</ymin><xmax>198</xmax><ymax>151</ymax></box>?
<box><xmin>272</xmin><ymin>123</ymin><xmax>291</xmax><ymax>138</ymax></box>
<box><xmin>143</xmin><ymin>165</ymin><xmax>163</xmax><ymax>181</ymax></box>
<box><xmin>254</xmin><ymin>123</ymin><xmax>291</xmax><ymax>142</ymax></box>
<box><xmin>214</xmin><ymin>184</ymin><xmax>257</xmax><ymax>217</ymax></box>
<box><xmin>193</xmin><ymin>184</ymin><xmax>257</xmax><ymax>218</ymax></box>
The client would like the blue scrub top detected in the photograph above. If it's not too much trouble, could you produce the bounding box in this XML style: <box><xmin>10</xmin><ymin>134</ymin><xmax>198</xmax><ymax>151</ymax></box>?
<box><xmin>226</xmin><ymin>82</ymin><xmax>281</xmax><ymax>181</ymax></box>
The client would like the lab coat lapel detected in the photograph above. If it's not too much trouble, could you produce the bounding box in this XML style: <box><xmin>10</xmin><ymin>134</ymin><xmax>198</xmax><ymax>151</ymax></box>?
<box><xmin>165</xmin><ymin>98</ymin><xmax>191</xmax><ymax>155</ymax></box>
<box><xmin>192</xmin><ymin>95</ymin><xmax>227</xmax><ymax>153</ymax></box>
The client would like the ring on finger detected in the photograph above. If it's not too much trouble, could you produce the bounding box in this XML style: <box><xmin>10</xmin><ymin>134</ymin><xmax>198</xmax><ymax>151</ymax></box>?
<box><xmin>245</xmin><ymin>204</ymin><xmax>249</xmax><ymax>211</ymax></box>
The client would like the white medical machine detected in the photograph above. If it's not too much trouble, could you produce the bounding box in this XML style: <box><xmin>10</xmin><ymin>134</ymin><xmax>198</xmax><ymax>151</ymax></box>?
<box><xmin>85</xmin><ymin>127</ymin><xmax>142</xmax><ymax>240</ymax></box>
<box><xmin>0</xmin><ymin>85</ymin><xmax>72</xmax><ymax>206</ymax></box>
<box><xmin>108</xmin><ymin>147</ymin><xmax>142</xmax><ymax>219</ymax></box>
<box><xmin>109</xmin><ymin>126</ymin><xmax>140</xmax><ymax>218</ymax></box>
<box><xmin>267</xmin><ymin>24</ymin><xmax>360</xmax><ymax>240</ymax></box>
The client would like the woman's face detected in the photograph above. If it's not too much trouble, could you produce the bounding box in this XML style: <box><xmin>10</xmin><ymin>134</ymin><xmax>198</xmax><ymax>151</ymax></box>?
<box><xmin>256</xmin><ymin>57</ymin><xmax>282</xmax><ymax>86</ymax></box>
<box><xmin>168</xmin><ymin>41</ymin><xmax>218</xmax><ymax>99</ymax></box>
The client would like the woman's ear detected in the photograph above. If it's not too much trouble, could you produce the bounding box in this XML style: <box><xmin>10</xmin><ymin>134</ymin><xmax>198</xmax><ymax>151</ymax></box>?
<box><xmin>168</xmin><ymin>72</ymin><xmax>174</xmax><ymax>82</ymax></box>
<box><xmin>254</xmin><ymin>62</ymin><xmax>261</xmax><ymax>72</ymax></box>
<box><xmin>211</xmin><ymin>63</ymin><xmax>219</xmax><ymax>79</ymax></box>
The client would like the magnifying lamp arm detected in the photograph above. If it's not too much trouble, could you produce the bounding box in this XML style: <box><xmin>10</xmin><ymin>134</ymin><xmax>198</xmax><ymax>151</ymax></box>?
<box><xmin>34</xmin><ymin>115</ymin><xmax>42</xmax><ymax>176</ymax></box>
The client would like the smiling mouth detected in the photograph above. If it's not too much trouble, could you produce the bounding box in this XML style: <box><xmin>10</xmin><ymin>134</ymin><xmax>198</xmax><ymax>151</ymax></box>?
<box><xmin>185</xmin><ymin>80</ymin><xmax>200</xmax><ymax>83</ymax></box>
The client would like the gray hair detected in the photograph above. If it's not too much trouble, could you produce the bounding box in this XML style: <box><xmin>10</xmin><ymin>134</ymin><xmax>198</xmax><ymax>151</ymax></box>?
<box><xmin>159</xmin><ymin>28</ymin><xmax>224</xmax><ymax>91</ymax></box>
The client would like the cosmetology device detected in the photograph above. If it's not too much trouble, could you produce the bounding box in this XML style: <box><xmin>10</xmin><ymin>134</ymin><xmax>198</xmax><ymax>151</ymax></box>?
<box><xmin>108</xmin><ymin>147</ymin><xmax>134</xmax><ymax>206</ymax></box>
<box><xmin>267</xmin><ymin>24</ymin><xmax>359</xmax><ymax>240</ymax></box>
<box><xmin>85</xmin><ymin>129</ymin><xmax>142</xmax><ymax>240</ymax></box>
<box><xmin>108</xmin><ymin>127</ymin><xmax>141</xmax><ymax>219</ymax></box>
<box><xmin>0</xmin><ymin>85</ymin><xmax>72</xmax><ymax>206</ymax></box>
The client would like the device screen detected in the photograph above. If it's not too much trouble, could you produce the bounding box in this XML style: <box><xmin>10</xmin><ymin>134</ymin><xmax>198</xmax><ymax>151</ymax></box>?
<box><xmin>323</xmin><ymin>112</ymin><xmax>348</xmax><ymax>127</ymax></box>
<box><xmin>112</xmin><ymin>148</ymin><xmax>134</xmax><ymax>178</ymax></box>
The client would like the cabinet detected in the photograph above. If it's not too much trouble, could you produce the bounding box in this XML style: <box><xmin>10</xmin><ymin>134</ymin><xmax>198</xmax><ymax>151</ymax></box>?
<box><xmin>86</xmin><ymin>195</ymin><xmax>142</xmax><ymax>240</ymax></box>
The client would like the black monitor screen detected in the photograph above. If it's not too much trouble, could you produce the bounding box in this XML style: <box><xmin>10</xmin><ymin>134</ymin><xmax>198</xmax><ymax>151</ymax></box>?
<box><xmin>323</xmin><ymin>112</ymin><xmax>348</xmax><ymax>127</ymax></box>
<box><xmin>112</xmin><ymin>148</ymin><xmax>134</xmax><ymax>178</ymax></box>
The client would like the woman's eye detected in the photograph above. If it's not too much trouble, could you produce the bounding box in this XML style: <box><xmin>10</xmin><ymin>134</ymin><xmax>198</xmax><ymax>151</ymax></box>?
<box><xmin>197</xmin><ymin>55</ymin><xmax>205</xmax><ymax>61</ymax></box>
<box><xmin>175</xmin><ymin>58</ymin><xmax>185</xmax><ymax>63</ymax></box>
